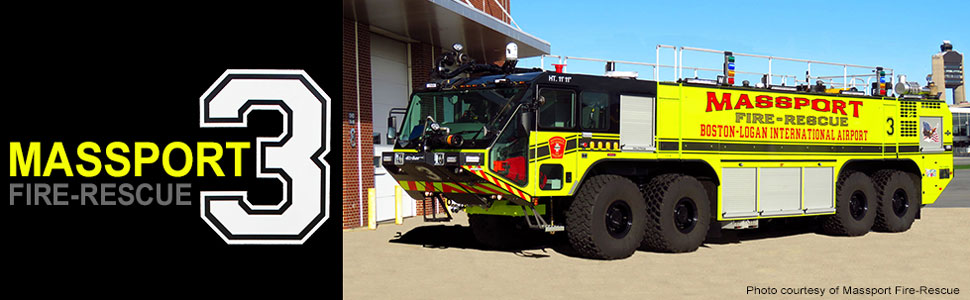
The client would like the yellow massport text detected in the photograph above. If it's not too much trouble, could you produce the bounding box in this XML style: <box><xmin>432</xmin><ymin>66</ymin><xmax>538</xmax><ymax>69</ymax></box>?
<box><xmin>9</xmin><ymin>141</ymin><xmax>251</xmax><ymax>178</ymax></box>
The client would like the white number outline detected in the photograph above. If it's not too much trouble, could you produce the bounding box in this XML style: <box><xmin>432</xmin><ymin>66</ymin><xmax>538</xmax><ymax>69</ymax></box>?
<box><xmin>199</xmin><ymin>69</ymin><xmax>330</xmax><ymax>245</ymax></box>
<box><xmin>414</xmin><ymin>165</ymin><xmax>442</xmax><ymax>181</ymax></box>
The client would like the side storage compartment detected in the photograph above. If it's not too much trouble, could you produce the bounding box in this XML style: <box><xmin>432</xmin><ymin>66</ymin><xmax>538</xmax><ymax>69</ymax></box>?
<box><xmin>759</xmin><ymin>168</ymin><xmax>802</xmax><ymax>216</ymax></box>
<box><xmin>721</xmin><ymin>168</ymin><xmax>757</xmax><ymax>219</ymax></box>
<box><xmin>803</xmin><ymin>167</ymin><xmax>835</xmax><ymax>214</ymax></box>
<box><xmin>720</xmin><ymin>166</ymin><xmax>836</xmax><ymax>219</ymax></box>
<box><xmin>618</xmin><ymin>95</ymin><xmax>655</xmax><ymax>151</ymax></box>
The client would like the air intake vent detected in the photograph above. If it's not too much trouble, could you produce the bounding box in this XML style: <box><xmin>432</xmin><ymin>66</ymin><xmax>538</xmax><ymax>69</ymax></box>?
<box><xmin>900</xmin><ymin>120</ymin><xmax>918</xmax><ymax>137</ymax></box>
<box><xmin>900</xmin><ymin>101</ymin><xmax>917</xmax><ymax>118</ymax></box>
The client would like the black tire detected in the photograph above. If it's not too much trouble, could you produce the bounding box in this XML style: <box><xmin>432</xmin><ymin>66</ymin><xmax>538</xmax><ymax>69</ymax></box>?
<box><xmin>872</xmin><ymin>170</ymin><xmax>919</xmax><ymax>232</ymax></box>
<box><xmin>468</xmin><ymin>214</ymin><xmax>538</xmax><ymax>250</ymax></box>
<box><xmin>821</xmin><ymin>172</ymin><xmax>877</xmax><ymax>236</ymax></box>
<box><xmin>566</xmin><ymin>174</ymin><xmax>646</xmax><ymax>259</ymax></box>
<box><xmin>640</xmin><ymin>174</ymin><xmax>711</xmax><ymax>253</ymax></box>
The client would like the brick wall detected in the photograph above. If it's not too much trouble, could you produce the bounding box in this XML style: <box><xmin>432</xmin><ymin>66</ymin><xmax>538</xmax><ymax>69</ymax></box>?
<box><xmin>342</xmin><ymin>18</ymin><xmax>375</xmax><ymax>229</ymax></box>
<box><xmin>341</xmin><ymin>0</ymin><xmax>512</xmax><ymax>228</ymax></box>
<box><xmin>410</xmin><ymin>43</ymin><xmax>434</xmax><ymax>92</ymax></box>
<box><xmin>415</xmin><ymin>197</ymin><xmax>448</xmax><ymax>218</ymax></box>
<box><xmin>466</xmin><ymin>0</ymin><xmax>511</xmax><ymax>23</ymax></box>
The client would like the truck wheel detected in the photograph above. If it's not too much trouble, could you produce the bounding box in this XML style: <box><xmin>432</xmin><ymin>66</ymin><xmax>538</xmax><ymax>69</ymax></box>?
<box><xmin>566</xmin><ymin>174</ymin><xmax>646</xmax><ymax>259</ymax></box>
<box><xmin>821</xmin><ymin>172</ymin><xmax>877</xmax><ymax>236</ymax></box>
<box><xmin>872</xmin><ymin>170</ymin><xmax>919</xmax><ymax>232</ymax></box>
<box><xmin>640</xmin><ymin>174</ymin><xmax>711</xmax><ymax>253</ymax></box>
<box><xmin>468</xmin><ymin>214</ymin><xmax>537</xmax><ymax>250</ymax></box>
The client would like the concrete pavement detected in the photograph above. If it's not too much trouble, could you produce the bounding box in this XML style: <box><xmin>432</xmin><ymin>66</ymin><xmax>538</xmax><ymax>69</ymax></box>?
<box><xmin>344</xmin><ymin>208</ymin><xmax>969</xmax><ymax>299</ymax></box>
<box><xmin>929</xmin><ymin>169</ymin><xmax>970</xmax><ymax>208</ymax></box>
<box><xmin>344</xmin><ymin>164</ymin><xmax>969</xmax><ymax>299</ymax></box>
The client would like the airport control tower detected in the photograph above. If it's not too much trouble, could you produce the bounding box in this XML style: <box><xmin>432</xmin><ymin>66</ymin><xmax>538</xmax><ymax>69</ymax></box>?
<box><xmin>932</xmin><ymin>41</ymin><xmax>965</xmax><ymax>105</ymax></box>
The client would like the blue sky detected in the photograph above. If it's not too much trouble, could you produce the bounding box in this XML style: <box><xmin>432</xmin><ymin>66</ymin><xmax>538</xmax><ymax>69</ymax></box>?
<box><xmin>512</xmin><ymin>0</ymin><xmax>968</xmax><ymax>104</ymax></box>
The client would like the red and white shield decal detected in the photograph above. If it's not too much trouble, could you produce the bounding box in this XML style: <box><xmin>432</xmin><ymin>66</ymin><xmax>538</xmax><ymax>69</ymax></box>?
<box><xmin>549</xmin><ymin>136</ymin><xmax>566</xmax><ymax>159</ymax></box>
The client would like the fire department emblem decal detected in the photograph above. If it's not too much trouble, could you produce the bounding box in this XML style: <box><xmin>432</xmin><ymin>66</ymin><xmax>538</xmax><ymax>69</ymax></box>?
<box><xmin>549</xmin><ymin>136</ymin><xmax>566</xmax><ymax>159</ymax></box>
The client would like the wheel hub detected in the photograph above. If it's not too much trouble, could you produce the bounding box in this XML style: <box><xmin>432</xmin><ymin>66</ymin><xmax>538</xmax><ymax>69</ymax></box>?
<box><xmin>605</xmin><ymin>201</ymin><xmax>632</xmax><ymax>238</ymax></box>
<box><xmin>892</xmin><ymin>188</ymin><xmax>909</xmax><ymax>217</ymax></box>
<box><xmin>849</xmin><ymin>190</ymin><xmax>868</xmax><ymax>220</ymax></box>
<box><xmin>674</xmin><ymin>197</ymin><xmax>698</xmax><ymax>233</ymax></box>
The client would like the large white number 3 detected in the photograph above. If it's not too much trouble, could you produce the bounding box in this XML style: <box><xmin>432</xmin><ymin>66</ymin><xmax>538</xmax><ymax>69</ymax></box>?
<box><xmin>200</xmin><ymin>70</ymin><xmax>331</xmax><ymax>245</ymax></box>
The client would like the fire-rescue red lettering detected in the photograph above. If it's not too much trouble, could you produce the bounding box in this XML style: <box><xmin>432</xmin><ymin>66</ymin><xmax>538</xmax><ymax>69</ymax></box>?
<box><xmin>705</xmin><ymin>92</ymin><xmax>862</xmax><ymax>117</ymax></box>
<box><xmin>755</xmin><ymin>95</ymin><xmax>773</xmax><ymax>108</ymax></box>
<box><xmin>832</xmin><ymin>100</ymin><xmax>846</xmax><ymax>116</ymax></box>
<box><xmin>776</xmin><ymin>96</ymin><xmax>792</xmax><ymax>108</ymax></box>
<box><xmin>811</xmin><ymin>99</ymin><xmax>829</xmax><ymax>112</ymax></box>
<box><xmin>847</xmin><ymin>101</ymin><xmax>863</xmax><ymax>117</ymax></box>
<box><xmin>735</xmin><ymin>94</ymin><xmax>753</xmax><ymax>109</ymax></box>
<box><xmin>706</xmin><ymin>92</ymin><xmax>733</xmax><ymax>111</ymax></box>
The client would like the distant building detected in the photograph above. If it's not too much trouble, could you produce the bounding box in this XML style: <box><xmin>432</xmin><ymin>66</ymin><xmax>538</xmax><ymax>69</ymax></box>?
<box><xmin>952</xmin><ymin>105</ymin><xmax>970</xmax><ymax>156</ymax></box>
<box><xmin>932</xmin><ymin>41</ymin><xmax>965</xmax><ymax>104</ymax></box>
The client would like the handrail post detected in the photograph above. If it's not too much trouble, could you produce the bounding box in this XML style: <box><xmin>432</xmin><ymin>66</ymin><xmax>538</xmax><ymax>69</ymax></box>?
<box><xmin>866</xmin><ymin>77</ymin><xmax>872</xmax><ymax>96</ymax></box>
<box><xmin>843</xmin><ymin>65</ymin><xmax>847</xmax><ymax>91</ymax></box>
<box><xmin>805</xmin><ymin>62</ymin><xmax>812</xmax><ymax>85</ymax></box>
<box><xmin>678</xmin><ymin>47</ymin><xmax>683</xmax><ymax>80</ymax></box>
<box><xmin>768</xmin><ymin>57</ymin><xmax>773</xmax><ymax>85</ymax></box>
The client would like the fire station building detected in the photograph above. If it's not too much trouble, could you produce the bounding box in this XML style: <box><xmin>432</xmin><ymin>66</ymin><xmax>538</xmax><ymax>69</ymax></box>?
<box><xmin>341</xmin><ymin>0</ymin><xmax>550</xmax><ymax>228</ymax></box>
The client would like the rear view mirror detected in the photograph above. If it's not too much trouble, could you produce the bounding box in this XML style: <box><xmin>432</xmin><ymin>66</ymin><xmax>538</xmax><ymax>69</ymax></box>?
<box><xmin>519</xmin><ymin>109</ymin><xmax>535</xmax><ymax>132</ymax></box>
<box><xmin>386</xmin><ymin>116</ymin><xmax>397</xmax><ymax>140</ymax></box>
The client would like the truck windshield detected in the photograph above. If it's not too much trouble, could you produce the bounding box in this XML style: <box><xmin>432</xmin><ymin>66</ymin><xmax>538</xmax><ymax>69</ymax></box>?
<box><xmin>397</xmin><ymin>87</ymin><xmax>523</xmax><ymax>147</ymax></box>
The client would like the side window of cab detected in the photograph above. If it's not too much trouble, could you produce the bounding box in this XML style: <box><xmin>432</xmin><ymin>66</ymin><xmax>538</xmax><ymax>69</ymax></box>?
<box><xmin>538</xmin><ymin>89</ymin><xmax>576</xmax><ymax>130</ymax></box>
<box><xmin>581</xmin><ymin>91</ymin><xmax>610</xmax><ymax>131</ymax></box>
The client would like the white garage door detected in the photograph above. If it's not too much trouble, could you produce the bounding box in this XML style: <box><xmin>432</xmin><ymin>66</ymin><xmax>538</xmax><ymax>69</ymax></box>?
<box><xmin>370</xmin><ymin>32</ymin><xmax>414</xmax><ymax>222</ymax></box>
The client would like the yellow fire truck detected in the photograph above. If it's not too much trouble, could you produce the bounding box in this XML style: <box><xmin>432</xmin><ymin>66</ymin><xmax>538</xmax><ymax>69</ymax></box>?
<box><xmin>381</xmin><ymin>43</ymin><xmax>954</xmax><ymax>259</ymax></box>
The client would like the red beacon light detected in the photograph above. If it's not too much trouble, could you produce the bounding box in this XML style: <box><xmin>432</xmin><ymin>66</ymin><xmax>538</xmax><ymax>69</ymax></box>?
<box><xmin>553</xmin><ymin>63</ymin><xmax>566</xmax><ymax>73</ymax></box>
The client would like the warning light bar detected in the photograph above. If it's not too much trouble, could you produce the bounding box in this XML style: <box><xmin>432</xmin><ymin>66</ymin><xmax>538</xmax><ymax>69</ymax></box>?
<box><xmin>723</xmin><ymin>51</ymin><xmax>735</xmax><ymax>86</ymax></box>
<box><xmin>872</xmin><ymin>66</ymin><xmax>891</xmax><ymax>96</ymax></box>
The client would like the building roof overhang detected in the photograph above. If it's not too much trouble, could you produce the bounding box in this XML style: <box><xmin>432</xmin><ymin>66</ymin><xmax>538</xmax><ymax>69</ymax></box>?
<box><xmin>344</xmin><ymin>0</ymin><xmax>550</xmax><ymax>63</ymax></box>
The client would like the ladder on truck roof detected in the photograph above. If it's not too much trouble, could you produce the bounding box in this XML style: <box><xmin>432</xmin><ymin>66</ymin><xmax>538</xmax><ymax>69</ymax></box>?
<box><xmin>536</xmin><ymin>45</ymin><xmax>895</xmax><ymax>97</ymax></box>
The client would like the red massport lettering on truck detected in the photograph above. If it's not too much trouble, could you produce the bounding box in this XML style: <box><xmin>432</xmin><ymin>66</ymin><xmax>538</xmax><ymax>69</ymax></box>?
<box><xmin>705</xmin><ymin>92</ymin><xmax>864</xmax><ymax>118</ymax></box>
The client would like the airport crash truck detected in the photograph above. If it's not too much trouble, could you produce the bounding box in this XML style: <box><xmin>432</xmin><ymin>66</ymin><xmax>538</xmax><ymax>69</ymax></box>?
<box><xmin>381</xmin><ymin>43</ymin><xmax>954</xmax><ymax>259</ymax></box>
